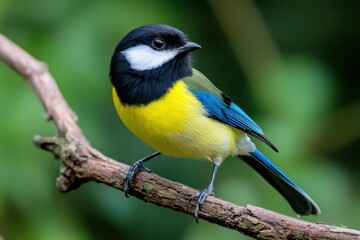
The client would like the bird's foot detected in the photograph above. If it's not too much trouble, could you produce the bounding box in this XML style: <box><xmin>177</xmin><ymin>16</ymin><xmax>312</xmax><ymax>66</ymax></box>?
<box><xmin>124</xmin><ymin>159</ymin><xmax>152</xmax><ymax>197</ymax></box>
<box><xmin>189</xmin><ymin>186</ymin><xmax>214</xmax><ymax>223</ymax></box>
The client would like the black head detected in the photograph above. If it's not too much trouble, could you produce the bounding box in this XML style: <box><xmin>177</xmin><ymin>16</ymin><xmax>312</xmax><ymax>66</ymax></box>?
<box><xmin>110</xmin><ymin>24</ymin><xmax>201</xmax><ymax>105</ymax></box>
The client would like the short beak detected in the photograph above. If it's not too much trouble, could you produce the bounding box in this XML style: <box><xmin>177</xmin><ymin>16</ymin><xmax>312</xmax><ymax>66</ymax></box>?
<box><xmin>178</xmin><ymin>41</ymin><xmax>202</xmax><ymax>53</ymax></box>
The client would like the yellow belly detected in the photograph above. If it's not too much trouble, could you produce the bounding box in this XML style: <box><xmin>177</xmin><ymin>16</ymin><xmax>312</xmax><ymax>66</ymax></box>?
<box><xmin>112</xmin><ymin>81</ymin><xmax>243</xmax><ymax>160</ymax></box>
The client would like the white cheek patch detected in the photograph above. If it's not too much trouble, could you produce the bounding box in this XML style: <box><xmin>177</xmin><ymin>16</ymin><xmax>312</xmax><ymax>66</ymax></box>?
<box><xmin>121</xmin><ymin>44</ymin><xmax>178</xmax><ymax>71</ymax></box>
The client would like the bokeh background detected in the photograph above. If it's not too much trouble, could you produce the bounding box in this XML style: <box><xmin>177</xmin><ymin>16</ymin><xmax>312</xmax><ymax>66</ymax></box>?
<box><xmin>1</xmin><ymin>0</ymin><xmax>359</xmax><ymax>239</ymax></box>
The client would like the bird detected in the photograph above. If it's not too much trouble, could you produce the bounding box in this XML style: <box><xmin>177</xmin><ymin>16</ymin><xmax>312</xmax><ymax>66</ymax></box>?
<box><xmin>109</xmin><ymin>24</ymin><xmax>320</xmax><ymax>222</ymax></box>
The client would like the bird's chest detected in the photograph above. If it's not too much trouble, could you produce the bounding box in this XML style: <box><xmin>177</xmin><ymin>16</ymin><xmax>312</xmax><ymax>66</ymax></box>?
<box><xmin>112</xmin><ymin>81</ymin><xmax>237</xmax><ymax>159</ymax></box>
<box><xmin>113</xmin><ymin>80</ymin><xmax>195</xmax><ymax>135</ymax></box>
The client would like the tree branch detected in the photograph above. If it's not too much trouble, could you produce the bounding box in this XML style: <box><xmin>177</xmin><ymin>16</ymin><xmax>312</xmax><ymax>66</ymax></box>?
<box><xmin>1</xmin><ymin>33</ymin><xmax>359</xmax><ymax>240</ymax></box>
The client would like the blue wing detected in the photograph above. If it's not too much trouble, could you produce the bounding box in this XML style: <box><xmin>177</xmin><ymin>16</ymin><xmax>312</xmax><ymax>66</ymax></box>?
<box><xmin>183</xmin><ymin>69</ymin><xmax>278</xmax><ymax>152</ymax></box>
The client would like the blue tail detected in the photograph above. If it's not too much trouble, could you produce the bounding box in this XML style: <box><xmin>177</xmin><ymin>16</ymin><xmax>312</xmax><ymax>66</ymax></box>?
<box><xmin>240</xmin><ymin>150</ymin><xmax>320</xmax><ymax>216</ymax></box>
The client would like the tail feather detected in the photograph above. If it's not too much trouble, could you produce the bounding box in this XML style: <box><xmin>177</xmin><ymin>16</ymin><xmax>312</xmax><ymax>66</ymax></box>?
<box><xmin>240</xmin><ymin>150</ymin><xmax>320</xmax><ymax>216</ymax></box>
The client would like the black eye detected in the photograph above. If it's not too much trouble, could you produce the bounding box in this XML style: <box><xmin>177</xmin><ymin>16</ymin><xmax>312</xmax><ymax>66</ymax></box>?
<box><xmin>152</xmin><ymin>37</ymin><xmax>165</xmax><ymax>50</ymax></box>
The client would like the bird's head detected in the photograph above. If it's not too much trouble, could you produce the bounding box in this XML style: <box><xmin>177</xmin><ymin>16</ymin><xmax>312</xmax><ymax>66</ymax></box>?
<box><xmin>110</xmin><ymin>24</ymin><xmax>201</xmax><ymax>79</ymax></box>
<box><xmin>110</xmin><ymin>24</ymin><xmax>201</xmax><ymax>105</ymax></box>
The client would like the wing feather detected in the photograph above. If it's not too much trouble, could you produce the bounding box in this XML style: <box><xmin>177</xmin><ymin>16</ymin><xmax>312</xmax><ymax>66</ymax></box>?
<box><xmin>183</xmin><ymin>69</ymin><xmax>278</xmax><ymax>152</ymax></box>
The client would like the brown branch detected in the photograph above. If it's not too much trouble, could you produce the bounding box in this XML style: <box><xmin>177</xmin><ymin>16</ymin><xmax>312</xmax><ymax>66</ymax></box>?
<box><xmin>1</xmin><ymin>33</ymin><xmax>359</xmax><ymax>240</ymax></box>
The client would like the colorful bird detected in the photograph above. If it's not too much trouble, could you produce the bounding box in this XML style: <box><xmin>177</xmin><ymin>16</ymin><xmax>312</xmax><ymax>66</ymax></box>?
<box><xmin>109</xmin><ymin>24</ymin><xmax>320</xmax><ymax>222</ymax></box>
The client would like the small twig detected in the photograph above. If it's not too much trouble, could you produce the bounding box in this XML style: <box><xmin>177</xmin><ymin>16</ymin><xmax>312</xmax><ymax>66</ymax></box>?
<box><xmin>1</xmin><ymin>33</ymin><xmax>359</xmax><ymax>240</ymax></box>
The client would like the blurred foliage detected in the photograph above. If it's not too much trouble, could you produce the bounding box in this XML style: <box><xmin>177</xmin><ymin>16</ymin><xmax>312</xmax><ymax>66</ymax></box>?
<box><xmin>1</xmin><ymin>0</ymin><xmax>359</xmax><ymax>239</ymax></box>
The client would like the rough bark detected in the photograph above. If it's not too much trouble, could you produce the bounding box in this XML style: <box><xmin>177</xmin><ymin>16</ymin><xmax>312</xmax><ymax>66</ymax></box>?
<box><xmin>1</xmin><ymin>33</ymin><xmax>359</xmax><ymax>240</ymax></box>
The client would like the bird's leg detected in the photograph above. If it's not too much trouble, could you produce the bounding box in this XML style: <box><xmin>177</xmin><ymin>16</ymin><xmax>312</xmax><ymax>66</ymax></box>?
<box><xmin>124</xmin><ymin>151</ymin><xmax>161</xmax><ymax>197</ymax></box>
<box><xmin>190</xmin><ymin>157</ymin><xmax>221</xmax><ymax>223</ymax></box>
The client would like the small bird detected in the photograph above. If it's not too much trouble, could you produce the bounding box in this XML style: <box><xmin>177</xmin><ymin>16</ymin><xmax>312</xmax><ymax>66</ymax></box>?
<box><xmin>109</xmin><ymin>24</ymin><xmax>320</xmax><ymax>221</ymax></box>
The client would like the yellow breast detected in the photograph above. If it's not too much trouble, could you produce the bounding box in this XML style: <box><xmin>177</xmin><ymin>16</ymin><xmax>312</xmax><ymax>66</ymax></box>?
<box><xmin>112</xmin><ymin>81</ymin><xmax>242</xmax><ymax>160</ymax></box>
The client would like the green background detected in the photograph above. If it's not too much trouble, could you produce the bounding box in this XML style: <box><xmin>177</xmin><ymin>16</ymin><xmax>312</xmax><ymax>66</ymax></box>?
<box><xmin>1</xmin><ymin>0</ymin><xmax>359</xmax><ymax>239</ymax></box>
